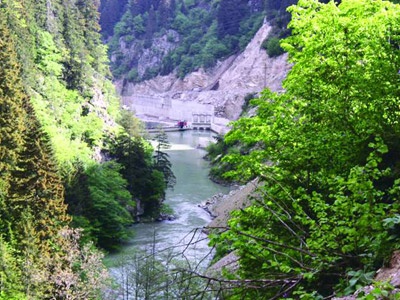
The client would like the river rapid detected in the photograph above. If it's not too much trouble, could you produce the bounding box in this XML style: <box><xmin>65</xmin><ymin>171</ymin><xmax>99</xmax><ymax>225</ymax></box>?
<box><xmin>106</xmin><ymin>130</ymin><xmax>230</xmax><ymax>297</ymax></box>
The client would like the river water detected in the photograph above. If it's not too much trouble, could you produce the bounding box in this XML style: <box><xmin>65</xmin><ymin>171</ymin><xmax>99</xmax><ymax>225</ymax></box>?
<box><xmin>127</xmin><ymin>130</ymin><xmax>229</xmax><ymax>257</ymax></box>
<box><xmin>106</xmin><ymin>130</ymin><xmax>230</xmax><ymax>298</ymax></box>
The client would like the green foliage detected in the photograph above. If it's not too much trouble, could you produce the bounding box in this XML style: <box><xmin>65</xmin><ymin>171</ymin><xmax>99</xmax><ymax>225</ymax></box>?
<box><xmin>238</xmin><ymin>13</ymin><xmax>264</xmax><ymax>50</ymax></box>
<box><xmin>65</xmin><ymin>161</ymin><xmax>135</xmax><ymax>250</ymax></box>
<box><xmin>359</xmin><ymin>281</ymin><xmax>396</xmax><ymax>299</ymax></box>
<box><xmin>86</xmin><ymin>162</ymin><xmax>134</xmax><ymax>248</ymax></box>
<box><xmin>210</xmin><ymin>0</ymin><xmax>400</xmax><ymax>297</ymax></box>
<box><xmin>342</xmin><ymin>269</ymin><xmax>375</xmax><ymax>296</ymax></box>
<box><xmin>0</xmin><ymin>0</ymin><xmax>122</xmax><ymax>180</ymax></box>
<box><xmin>0</xmin><ymin>237</ymin><xmax>25</xmax><ymax>299</ymax></box>
<box><xmin>216</xmin><ymin>0</ymin><xmax>250</xmax><ymax>38</ymax></box>
<box><xmin>126</xmin><ymin>67</ymin><xmax>140</xmax><ymax>82</ymax></box>
<box><xmin>106</xmin><ymin>0</ymin><xmax>265</xmax><ymax>80</ymax></box>
<box><xmin>118</xmin><ymin>109</ymin><xmax>144</xmax><ymax>138</ymax></box>
<box><xmin>172</xmin><ymin>12</ymin><xmax>191</xmax><ymax>34</ymax></box>
<box><xmin>99</xmin><ymin>0</ymin><xmax>129</xmax><ymax>37</ymax></box>
<box><xmin>0</xmin><ymin>13</ymin><xmax>112</xmax><ymax>297</ymax></box>
<box><xmin>0</xmin><ymin>16</ymin><xmax>26</xmax><ymax>201</ymax></box>
<box><xmin>153</xmin><ymin>130</ymin><xmax>177</xmax><ymax>190</ymax></box>
<box><xmin>206</xmin><ymin>134</ymin><xmax>238</xmax><ymax>183</ymax></box>
<box><xmin>262</xmin><ymin>36</ymin><xmax>284</xmax><ymax>57</ymax></box>
<box><xmin>160</xmin><ymin>203</ymin><xmax>174</xmax><ymax>216</ymax></box>
<box><xmin>107</xmin><ymin>134</ymin><xmax>167</xmax><ymax>217</ymax></box>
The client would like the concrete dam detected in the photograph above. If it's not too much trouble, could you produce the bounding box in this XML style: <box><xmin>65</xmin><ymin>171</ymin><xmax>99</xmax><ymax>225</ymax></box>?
<box><xmin>122</xmin><ymin>94</ymin><xmax>230</xmax><ymax>134</ymax></box>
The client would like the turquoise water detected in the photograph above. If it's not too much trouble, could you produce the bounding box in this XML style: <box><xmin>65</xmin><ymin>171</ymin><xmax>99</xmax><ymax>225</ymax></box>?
<box><xmin>107</xmin><ymin>129</ymin><xmax>230</xmax><ymax>264</ymax></box>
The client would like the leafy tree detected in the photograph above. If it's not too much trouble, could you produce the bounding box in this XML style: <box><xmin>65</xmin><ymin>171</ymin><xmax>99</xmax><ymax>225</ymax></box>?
<box><xmin>210</xmin><ymin>0</ymin><xmax>400</xmax><ymax>297</ymax></box>
<box><xmin>262</xmin><ymin>36</ymin><xmax>284</xmax><ymax>57</ymax></box>
<box><xmin>80</xmin><ymin>162</ymin><xmax>134</xmax><ymax>249</ymax></box>
<box><xmin>132</xmin><ymin>14</ymin><xmax>146</xmax><ymax>36</ymax></box>
<box><xmin>171</xmin><ymin>12</ymin><xmax>191</xmax><ymax>34</ymax></box>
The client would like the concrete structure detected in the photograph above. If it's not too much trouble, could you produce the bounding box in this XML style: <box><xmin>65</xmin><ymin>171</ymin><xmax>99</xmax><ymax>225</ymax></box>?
<box><xmin>192</xmin><ymin>113</ymin><xmax>212</xmax><ymax>130</ymax></box>
<box><xmin>123</xmin><ymin>94</ymin><xmax>231</xmax><ymax>134</ymax></box>
<box><xmin>124</xmin><ymin>94</ymin><xmax>214</xmax><ymax>122</ymax></box>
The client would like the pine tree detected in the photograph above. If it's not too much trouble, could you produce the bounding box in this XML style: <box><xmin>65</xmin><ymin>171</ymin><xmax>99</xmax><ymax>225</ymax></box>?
<box><xmin>9</xmin><ymin>101</ymin><xmax>70</xmax><ymax>245</ymax></box>
<box><xmin>0</xmin><ymin>15</ymin><xmax>28</xmax><ymax>236</ymax></box>
<box><xmin>144</xmin><ymin>5</ymin><xmax>157</xmax><ymax>48</ymax></box>
<box><xmin>99</xmin><ymin>0</ymin><xmax>129</xmax><ymax>37</ymax></box>
<box><xmin>153</xmin><ymin>130</ymin><xmax>176</xmax><ymax>190</ymax></box>
<box><xmin>217</xmin><ymin>0</ymin><xmax>249</xmax><ymax>38</ymax></box>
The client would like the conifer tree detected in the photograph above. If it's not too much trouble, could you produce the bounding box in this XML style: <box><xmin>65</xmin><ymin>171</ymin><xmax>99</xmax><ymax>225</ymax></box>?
<box><xmin>217</xmin><ymin>0</ymin><xmax>249</xmax><ymax>38</ymax></box>
<box><xmin>9</xmin><ymin>101</ymin><xmax>70</xmax><ymax>245</ymax></box>
<box><xmin>0</xmin><ymin>15</ymin><xmax>27</xmax><ymax>236</ymax></box>
<box><xmin>153</xmin><ymin>130</ymin><xmax>176</xmax><ymax>190</ymax></box>
<box><xmin>144</xmin><ymin>5</ymin><xmax>157</xmax><ymax>48</ymax></box>
<box><xmin>0</xmin><ymin>14</ymin><xmax>110</xmax><ymax>298</ymax></box>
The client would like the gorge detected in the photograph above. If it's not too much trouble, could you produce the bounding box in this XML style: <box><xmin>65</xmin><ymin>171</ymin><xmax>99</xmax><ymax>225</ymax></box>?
<box><xmin>118</xmin><ymin>21</ymin><xmax>290</xmax><ymax>133</ymax></box>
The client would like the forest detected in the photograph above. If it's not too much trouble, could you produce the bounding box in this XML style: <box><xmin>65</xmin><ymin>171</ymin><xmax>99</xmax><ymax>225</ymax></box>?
<box><xmin>100</xmin><ymin>0</ymin><xmax>297</xmax><ymax>81</ymax></box>
<box><xmin>1</xmin><ymin>0</ymin><xmax>400</xmax><ymax>298</ymax></box>
<box><xmin>0</xmin><ymin>0</ymin><xmax>174</xmax><ymax>298</ymax></box>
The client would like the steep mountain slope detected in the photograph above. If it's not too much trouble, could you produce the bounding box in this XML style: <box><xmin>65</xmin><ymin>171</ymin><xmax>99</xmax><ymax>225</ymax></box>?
<box><xmin>118</xmin><ymin>20</ymin><xmax>290</xmax><ymax>127</ymax></box>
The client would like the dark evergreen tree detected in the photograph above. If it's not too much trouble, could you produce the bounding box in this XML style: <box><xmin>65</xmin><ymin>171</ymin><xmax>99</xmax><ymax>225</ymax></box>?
<box><xmin>157</xmin><ymin>0</ymin><xmax>169</xmax><ymax>27</ymax></box>
<box><xmin>217</xmin><ymin>0</ymin><xmax>249</xmax><ymax>38</ymax></box>
<box><xmin>107</xmin><ymin>135</ymin><xmax>165</xmax><ymax>216</ymax></box>
<box><xmin>144</xmin><ymin>5</ymin><xmax>157</xmax><ymax>48</ymax></box>
<box><xmin>131</xmin><ymin>0</ymin><xmax>152</xmax><ymax>14</ymax></box>
<box><xmin>0</xmin><ymin>15</ymin><xmax>107</xmax><ymax>298</ymax></box>
<box><xmin>9</xmin><ymin>101</ymin><xmax>70</xmax><ymax>246</ymax></box>
<box><xmin>99</xmin><ymin>0</ymin><xmax>129</xmax><ymax>37</ymax></box>
<box><xmin>62</xmin><ymin>0</ymin><xmax>86</xmax><ymax>90</ymax></box>
<box><xmin>0</xmin><ymin>16</ymin><xmax>29</xmax><ymax>236</ymax></box>
<box><xmin>153</xmin><ymin>130</ymin><xmax>176</xmax><ymax>190</ymax></box>
<box><xmin>170</xmin><ymin>0</ymin><xmax>177</xmax><ymax>15</ymax></box>
<box><xmin>180</xmin><ymin>1</ymin><xmax>188</xmax><ymax>14</ymax></box>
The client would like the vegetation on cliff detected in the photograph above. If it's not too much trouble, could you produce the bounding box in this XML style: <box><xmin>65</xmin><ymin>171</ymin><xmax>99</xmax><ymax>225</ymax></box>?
<box><xmin>0</xmin><ymin>13</ymin><xmax>109</xmax><ymax>298</ymax></box>
<box><xmin>208</xmin><ymin>0</ymin><xmax>400</xmax><ymax>298</ymax></box>
<box><xmin>0</xmin><ymin>0</ymin><xmax>175</xmax><ymax>297</ymax></box>
<box><xmin>101</xmin><ymin>0</ymin><xmax>294</xmax><ymax>81</ymax></box>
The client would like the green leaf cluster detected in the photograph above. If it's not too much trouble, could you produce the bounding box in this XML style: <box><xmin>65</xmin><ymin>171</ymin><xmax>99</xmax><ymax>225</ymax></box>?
<box><xmin>66</xmin><ymin>161</ymin><xmax>134</xmax><ymax>250</ymax></box>
<box><xmin>1</xmin><ymin>0</ymin><xmax>122</xmax><ymax>177</ymax></box>
<box><xmin>210</xmin><ymin>0</ymin><xmax>400</xmax><ymax>297</ymax></box>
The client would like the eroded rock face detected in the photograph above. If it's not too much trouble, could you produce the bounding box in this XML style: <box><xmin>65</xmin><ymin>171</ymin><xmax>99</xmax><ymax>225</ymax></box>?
<box><xmin>118</xmin><ymin>21</ymin><xmax>291</xmax><ymax>123</ymax></box>
<box><xmin>112</xmin><ymin>29</ymin><xmax>180</xmax><ymax>79</ymax></box>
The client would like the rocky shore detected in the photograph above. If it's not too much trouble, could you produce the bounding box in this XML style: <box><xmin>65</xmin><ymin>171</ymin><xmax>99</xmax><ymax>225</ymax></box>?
<box><xmin>199</xmin><ymin>179</ymin><xmax>259</xmax><ymax>232</ymax></box>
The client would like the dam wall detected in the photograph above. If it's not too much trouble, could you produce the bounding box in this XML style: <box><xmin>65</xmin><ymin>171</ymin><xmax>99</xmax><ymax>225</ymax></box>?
<box><xmin>123</xmin><ymin>94</ymin><xmax>214</xmax><ymax>122</ymax></box>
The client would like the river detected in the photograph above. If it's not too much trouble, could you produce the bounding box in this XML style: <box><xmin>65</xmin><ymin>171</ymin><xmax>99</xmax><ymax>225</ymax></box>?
<box><xmin>105</xmin><ymin>130</ymin><xmax>230</xmax><ymax>299</ymax></box>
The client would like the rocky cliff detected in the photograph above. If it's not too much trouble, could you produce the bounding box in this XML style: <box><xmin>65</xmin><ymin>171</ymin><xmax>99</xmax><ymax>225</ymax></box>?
<box><xmin>117</xmin><ymin>20</ymin><xmax>291</xmax><ymax>127</ymax></box>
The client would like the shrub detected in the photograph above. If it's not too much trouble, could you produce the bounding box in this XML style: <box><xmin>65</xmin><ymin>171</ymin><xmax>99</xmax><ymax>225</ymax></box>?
<box><xmin>262</xmin><ymin>36</ymin><xmax>285</xmax><ymax>57</ymax></box>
